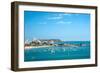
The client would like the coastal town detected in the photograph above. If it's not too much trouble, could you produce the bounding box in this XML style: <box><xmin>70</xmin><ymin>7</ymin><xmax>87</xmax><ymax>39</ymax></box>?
<box><xmin>24</xmin><ymin>39</ymin><xmax>88</xmax><ymax>49</ymax></box>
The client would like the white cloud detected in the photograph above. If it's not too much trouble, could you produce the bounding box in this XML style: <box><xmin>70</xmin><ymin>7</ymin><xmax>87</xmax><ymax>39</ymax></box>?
<box><xmin>48</xmin><ymin>16</ymin><xmax>62</xmax><ymax>20</ymax></box>
<box><xmin>63</xmin><ymin>14</ymin><xmax>72</xmax><ymax>16</ymax></box>
<box><xmin>57</xmin><ymin>21</ymin><xmax>66</xmax><ymax>24</ymax></box>
<box><xmin>58</xmin><ymin>13</ymin><xmax>72</xmax><ymax>17</ymax></box>
<box><xmin>66</xmin><ymin>21</ymin><xmax>72</xmax><ymax>24</ymax></box>
<box><xmin>47</xmin><ymin>13</ymin><xmax>72</xmax><ymax>20</ymax></box>
<box><xmin>57</xmin><ymin>21</ymin><xmax>72</xmax><ymax>24</ymax></box>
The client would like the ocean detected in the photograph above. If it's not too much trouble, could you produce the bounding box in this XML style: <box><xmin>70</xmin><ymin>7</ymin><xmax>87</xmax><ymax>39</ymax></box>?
<box><xmin>24</xmin><ymin>41</ymin><xmax>90</xmax><ymax>62</ymax></box>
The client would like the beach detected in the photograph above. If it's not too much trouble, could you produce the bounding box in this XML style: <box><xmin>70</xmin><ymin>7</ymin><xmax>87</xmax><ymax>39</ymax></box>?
<box><xmin>25</xmin><ymin>45</ymin><xmax>52</xmax><ymax>49</ymax></box>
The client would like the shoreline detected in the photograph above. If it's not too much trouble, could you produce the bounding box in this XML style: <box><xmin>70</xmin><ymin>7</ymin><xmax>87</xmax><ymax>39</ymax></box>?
<box><xmin>25</xmin><ymin>45</ymin><xmax>52</xmax><ymax>49</ymax></box>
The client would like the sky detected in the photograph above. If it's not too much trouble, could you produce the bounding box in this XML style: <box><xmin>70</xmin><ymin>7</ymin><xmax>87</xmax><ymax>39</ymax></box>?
<box><xmin>24</xmin><ymin>11</ymin><xmax>90</xmax><ymax>41</ymax></box>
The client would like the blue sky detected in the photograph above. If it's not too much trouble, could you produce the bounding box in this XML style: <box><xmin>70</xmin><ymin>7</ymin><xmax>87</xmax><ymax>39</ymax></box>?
<box><xmin>24</xmin><ymin>11</ymin><xmax>90</xmax><ymax>41</ymax></box>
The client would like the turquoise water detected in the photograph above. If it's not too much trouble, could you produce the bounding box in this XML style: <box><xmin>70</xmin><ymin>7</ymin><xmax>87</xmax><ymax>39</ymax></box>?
<box><xmin>24</xmin><ymin>41</ymin><xmax>90</xmax><ymax>62</ymax></box>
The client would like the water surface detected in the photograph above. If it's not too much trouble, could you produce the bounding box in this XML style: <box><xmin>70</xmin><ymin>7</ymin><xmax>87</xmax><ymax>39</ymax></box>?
<box><xmin>24</xmin><ymin>41</ymin><xmax>90</xmax><ymax>62</ymax></box>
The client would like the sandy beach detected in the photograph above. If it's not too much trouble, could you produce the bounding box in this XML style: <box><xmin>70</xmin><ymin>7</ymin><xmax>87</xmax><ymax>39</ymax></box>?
<box><xmin>25</xmin><ymin>45</ymin><xmax>52</xmax><ymax>49</ymax></box>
